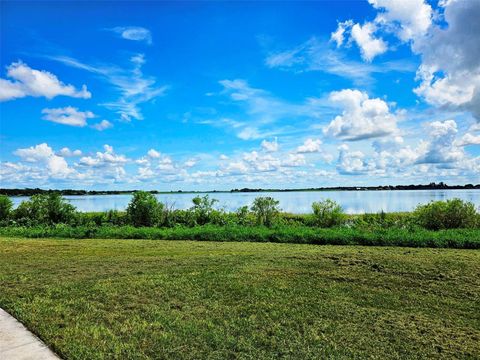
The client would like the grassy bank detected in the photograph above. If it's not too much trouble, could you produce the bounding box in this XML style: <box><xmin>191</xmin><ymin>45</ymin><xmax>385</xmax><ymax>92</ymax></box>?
<box><xmin>1</xmin><ymin>225</ymin><xmax>480</xmax><ymax>248</ymax></box>
<box><xmin>1</xmin><ymin>237</ymin><xmax>479</xmax><ymax>359</ymax></box>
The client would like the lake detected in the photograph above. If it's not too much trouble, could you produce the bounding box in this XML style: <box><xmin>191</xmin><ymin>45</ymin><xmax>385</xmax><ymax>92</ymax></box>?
<box><xmin>9</xmin><ymin>189</ymin><xmax>480</xmax><ymax>214</ymax></box>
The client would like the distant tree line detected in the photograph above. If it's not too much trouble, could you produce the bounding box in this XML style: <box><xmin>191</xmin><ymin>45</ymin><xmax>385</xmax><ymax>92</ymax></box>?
<box><xmin>230</xmin><ymin>182</ymin><xmax>480</xmax><ymax>193</ymax></box>
<box><xmin>1</xmin><ymin>182</ymin><xmax>479</xmax><ymax>197</ymax></box>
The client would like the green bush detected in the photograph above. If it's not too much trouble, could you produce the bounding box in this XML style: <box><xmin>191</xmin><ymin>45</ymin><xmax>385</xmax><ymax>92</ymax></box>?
<box><xmin>251</xmin><ymin>197</ymin><xmax>280</xmax><ymax>227</ymax></box>
<box><xmin>14</xmin><ymin>193</ymin><xmax>77</xmax><ymax>225</ymax></box>
<box><xmin>190</xmin><ymin>195</ymin><xmax>218</xmax><ymax>225</ymax></box>
<box><xmin>126</xmin><ymin>191</ymin><xmax>163</xmax><ymax>227</ymax></box>
<box><xmin>413</xmin><ymin>198</ymin><xmax>478</xmax><ymax>230</ymax></box>
<box><xmin>311</xmin><ymin>199</ymin><xmax>345</xmax><ymax>228</ymax></box>
<box><xmin>0</xmin><ymin>195</ymin><xmax>13</xmax><ymax>221</ymax></box>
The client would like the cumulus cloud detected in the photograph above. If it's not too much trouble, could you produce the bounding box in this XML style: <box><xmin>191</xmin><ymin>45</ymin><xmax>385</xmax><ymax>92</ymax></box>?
<box><xmin>79</xmin><ymin>145</ymin><xmax>128</xmax><ymax>167</ymax></box>
<box><xmin>41</xmin><ymin>107</ymin><xmax>95</xmax><ymax>127</ymax></box>
<box><xmin>412</xmin><ymin>0</ymin><xmax>480</xmax><ymax>120</ymax></box>
<box><xmin>324</xmin><ymin>89</ymin><xmax>399</xmax><ymax>141</ymax></box>
<box><xmin>91</xmin><ymin>120</ymin><xmax>113</xmax><ymax>131</ymax></box>
<box><xmin>0</xmin><ymin>61</ymin><xmax>91</xmax><ymax>102</ymax></box>
<box><xmin>58</xmin><ymin>147</ymin><xmax>82</xmax><ymax>157</ymax></box>
<box><xmin>109</xmin><ymin>26</ymin><xmax>152</xmax><ymax>44</ymax></box>
<box><xmin>350</xmin><ymin>22</ymin><xmax>388</xmax><ymax>62</ymax></box>
<box><xmin>14</xmin><ymin>143</ymin><xmax>73</xmax><ymax>177</ymax></box>
<box><xmin>369</xmin><ymin>0</ymin><xmax>433</xmax><ymax>41</ymax></box>
<box><xmin>455</xmin><ymin>133</ymin><xmax>480</xmax><ymax>147</ymax></box>
<box><xmin>296</xmin><ymin>138</ymin><xmax>323</xmax><ymax>153</ymax></box>
<box><xmin>336</xmin><ymin>144</ymin><xmax>370</xmax><ymax>175</ymax></box>
<box><xmin>147</xmin><ymin>149</ymin><xmax>161</xmax><ymax>158</ymax></box>
<box><xmin>261</xmin><ymin>138</ymin><xmax>278</xmax><ymax>152</ymax></box>
<box><xmin>416</xmin><ymin>120</ymin><xmax>464</xmax><ymax>164</ymax></box>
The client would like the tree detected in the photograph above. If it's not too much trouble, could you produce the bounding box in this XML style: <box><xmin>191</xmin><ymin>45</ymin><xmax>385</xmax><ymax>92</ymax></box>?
<box><xmin>251</xmin><ymin>197</ymin><xmax>280</xmax><ymax>227</ymax></box>
<box><xmin>0</xmin><ymin>195</ymin><xmax>13</xmax><ymax>221</ymax></box>
<box><xmin>14</xmin><ymin>193</ymin><xmax>77</xmax><ymax>225</ymax></box>
<box><xmin>311</xmin><ymin>199</ymin><xmax>345</xmax><ymax>227</ymax></box>
<box><xmin>190</xmin><ymin>195</ymin><xmax>218</xmax><ymax>225</ymax></box>
<box><xmin>126</xmin><ymin>191</ymin><xmax>163</xmax><ymax>227</ymax></box>
<box><xmin>413</xmin><ymin>198</ymin><xmax>478</xmax><ymax>230</ymax></box>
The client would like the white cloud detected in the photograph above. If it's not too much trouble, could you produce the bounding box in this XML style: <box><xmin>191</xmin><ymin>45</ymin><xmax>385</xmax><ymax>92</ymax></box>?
<box><xmin>412</xmin><ymin>0</ymin><xmax>480</xmax><ymax>120</ymax></box>
<box><xmin>369</xmin><ymin>0</ymin><xmax>433</xmax><ymax>41</ymax></box>
<box><xmin>58</xmin><ymin>147</ymin><xmax>82</xmax><ymax>157</ymax></box>
<box><xmin>14</xmin><ymin>143</ymin><xmax>73</xmax><ymax>177</ymax></box>
<box><xmin>282</xmin><ymin>153</ymin><xmax>306</xmax><ymax>167</ymax></box>
<box><xmin>91</xmin><ymin>120</ymin><xmax>113</xmax><ymax>131</ymax></box>
<box><xmin>49</xmin><ymin>54</ymin><xmax>167</xmax><ymax>122</ymax></box>
<box><xmin>331</xmin><ymin>20</ymin><xmax>353</xmax><ymax>47</ymax></box>
<box><xmin>79</xmin><ymin>145</ymin><xmax>128</xmax><ymax>167</ymax></box>
<box><xmin>0</xmin><ymin>61</ymin><xmax>91</xmax><ymax>102</ymax></box>
<box><xmin>456</xmin><ymin>133</ymin><xmax>480</xmax><ymax>147</ymax></box>
<box><xmin>41</xmin><ymin>107</ymin><xmax>95</xmax><ymax>127</ymax></box>
<box><xmin>416</xmin><ymin>120</ymin><xmax>464</xmax><ymax>164</ymax></box>
<box><xmin>350</xmin><ymin>22</ymin><xmax>388</xmax><ymax>62</ymax></box>
<box><xmin>147</xmin><ymin>149</ymin><xmax>161</xmax><ymax>158</ymax></box>
<box><xmin>336</xmin><ymin>144</ymin><xmax>370</xmax><ymax>175</ymax></box>
<box><xmin>296</xmin><ymin>138</ymin><xmax>322</xmax><ymax>153</ymax></box>
<box><xmin>265</xmin><ymin>37</ymin><xmax>414</xmax><ymax>85</ymax></box>
<box><xmin>324</xmin><ymin>89</ymin><xmax>399</xmax><ymax>141</ymax></box>
<box><xmin>238</xmin><ymin>127</ymin><xmax>262</xmax><ymax>140</ymax></box>
<box><xmin>110</xmin><ymin>26</ymin><xmax>152</xmax><ymax>44</ymax></box>
<box><xmin>261</xmin><ymin>138</ymin><xmax>278</xmax><ymax>152</ymax></box>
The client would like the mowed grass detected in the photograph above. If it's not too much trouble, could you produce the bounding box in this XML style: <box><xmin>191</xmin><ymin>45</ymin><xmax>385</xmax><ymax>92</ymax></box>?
<box><xmin>0</xmin><ymin>238</ymin><xmax>479</xmax><ymax>359</ymax></box>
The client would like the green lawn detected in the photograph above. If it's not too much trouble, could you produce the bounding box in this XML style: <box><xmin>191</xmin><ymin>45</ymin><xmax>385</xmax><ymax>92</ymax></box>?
<box><xmin>1</xmin><ymin>238</ymin><xmax>479</xmax><ymax>359</ymax></box>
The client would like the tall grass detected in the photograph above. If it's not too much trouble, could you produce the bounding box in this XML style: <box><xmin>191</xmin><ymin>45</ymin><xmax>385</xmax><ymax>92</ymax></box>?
<box><xmin>1</xmin><ymin>224</ymin><xmax>479</xmax><ymax>249</ymax></box>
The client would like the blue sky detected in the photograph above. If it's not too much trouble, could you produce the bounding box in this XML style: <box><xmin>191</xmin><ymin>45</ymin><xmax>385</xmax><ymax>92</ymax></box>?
<box><xmin>1</xmin><ymin>0</ymin><xmax>479</xmax><ymax>190</ymax></box>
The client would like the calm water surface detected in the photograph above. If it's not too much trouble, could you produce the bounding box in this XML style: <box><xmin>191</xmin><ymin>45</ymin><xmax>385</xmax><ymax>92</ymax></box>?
<box><xmin>10</xmin><ymin>190</ymin><xmax>480</xmax><ymax>214</ymax></box>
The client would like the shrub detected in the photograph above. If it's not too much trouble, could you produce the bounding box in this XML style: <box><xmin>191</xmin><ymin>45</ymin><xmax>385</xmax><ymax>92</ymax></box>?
<box><xmin>235</xmin><ymin>206</ymin><xmax>250</xmax><ymax>225</ymax></box>
<box><xmin>126</xmin><ymin>191</ymin><xmax>163</xmax><ymax>227</ymax></box>
<box><xmin>311</xmin><ymin>199</ymin><xmax>345</xmax><ymax>228</ymax></box>
<box><xmin>0</xmin><ymin>195</ymin><xmax>13</xmax><ymax>221</ymax></box>
<box><xmin>251</xmin><ymin>197</ymin><xmax>280</xmax><ymax>227</ymax></box>
<box><xmin>413</xmin><ymin>198</ymin><xmax>478</xmax><ymax>230</ymax></box>
<box><xmin>14</xmin><ymin>193</ymin><xmax>77</xmax><ymax>225</ymax></box>
<box><xmin>190</xmin><ymin>195</ymin><xmax>218</xmax><ymax>225</ymax></box>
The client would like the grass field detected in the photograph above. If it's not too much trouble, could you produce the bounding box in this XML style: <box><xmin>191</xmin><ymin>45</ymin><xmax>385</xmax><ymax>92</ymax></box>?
<box><xmin>1</xmin><ymin>238</ymin><xmax>479</xmax><ymax>359</ymax></box>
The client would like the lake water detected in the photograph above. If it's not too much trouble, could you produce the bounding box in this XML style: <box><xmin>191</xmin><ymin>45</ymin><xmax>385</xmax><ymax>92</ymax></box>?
<box><xmin>9</xmin><ymin>190</ymin><xmax>480</xmax><ymax>214</ymax></box>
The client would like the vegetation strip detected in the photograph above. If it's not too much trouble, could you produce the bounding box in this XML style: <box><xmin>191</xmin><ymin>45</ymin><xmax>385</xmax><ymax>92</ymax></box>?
<box><xmin>1</xmin><ymin>192</ymin><xmax>479</xmax><ymax>248</ymax></box>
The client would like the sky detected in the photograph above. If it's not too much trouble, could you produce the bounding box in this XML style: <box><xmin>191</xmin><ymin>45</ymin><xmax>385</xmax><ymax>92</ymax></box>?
<box><xmin>0</xmin><ymin>0</ymin><xmax>479</xmax><ymax>190</ymax></box>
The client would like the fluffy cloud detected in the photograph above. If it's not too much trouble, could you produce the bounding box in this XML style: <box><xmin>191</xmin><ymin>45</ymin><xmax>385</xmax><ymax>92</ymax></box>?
<box><xmin>14</xmin><ymin>143</ymin><xmax>73</xmax><ymax>177</ymax></box>
<box><xmin>416</xmin><ymin>120</ymin><xmax>464</xmax><ymax>164</ymax></box>
<box><xmin>336</xmin><ymin>144</ymin><xmax>370</xmax><ymax>175</ymax></box>
<box><xmin>58</xmin><ymin>147</ymin><xmax>82</xmax><ymax>157</ymax></box>
<box><xmin>331</xmin><ymin>20</ymin><xmax>353</xmax><ymax>47</ymax></box>
<box><xmin>369</xmin><ymin>0</ymin><xmax>432</xmax><ymax>41</ymax></box>
<box><xmin>147</xmin><ymin>149</ymin><xmax>161</xmax><ymax>158</ymax></box>
<box><xmin>324</xmin><ymin>89</ymin><xmax>399</xmax><ymax>140</ymax></box>
<box><xmin>79</xmin><ymin>145</ymin><xmax>128</xmax><ymax>167</ymax></box>
<box><xmin>412</xmin><ymin>0</ymin><xmax>480</xmax><ymax>119</ymax></box>
<box><xmin>0</xmin><ymin>61</ymin><xmax>91</xmax><ymax>102</ymax></box>
<box><xmin>350</xmin><ymin>22</ymin><xmax>388</xmax><ymax>62</ymax></box>
<box><xmin>455</xmin><ymin>133</ymin><xmax>480</xmax><ymax>147</ymax></box>
<box><xmin>42</xmin><ymin>107</ymin><xmax>95</xmax><ymax>127</ymax></box>
<box><xmin>91</xmin><ymin>120</ymin><xmax>113</xmax><ymax>131</ymax></box>
<box><xmin>110</xmin><ymin>26</ymin><xmax>152</xmax><ymax>44</ymax></box>
<box><xmin>261</xmin><ymin>138</ymin><xmax>278</xmax><ymax>152</ymax></box>
<box><xmin>296</xmin><ymin>138</ymin><xmax>322</xmax><ymax>153</ymax></box>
